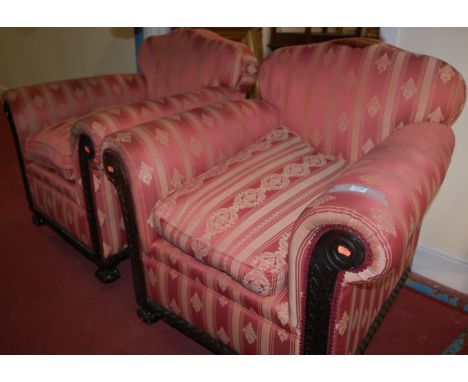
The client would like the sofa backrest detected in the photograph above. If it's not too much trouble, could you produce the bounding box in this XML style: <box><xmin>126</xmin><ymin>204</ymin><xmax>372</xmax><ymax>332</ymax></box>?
<box><xmin>138</xmin><ymin>28</ymin><xmax>258</xmax><ymax>99</ymax></box>
<box><xmin>259</xmin><ymin>38</ymin><xmax>466</xmax><ymax>162</ymax></box>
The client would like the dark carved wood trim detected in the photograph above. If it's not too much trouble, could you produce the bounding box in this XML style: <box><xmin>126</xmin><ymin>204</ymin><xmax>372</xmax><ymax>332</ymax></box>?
<box><xmin>354</xmin><ymin>268</ymin><xmax>410</xmax><ymax>355</ymax></box>
<box><xmin>78</xmin><ymin>134</ymin><xmax>102</xmax><ymax>263</ymax></box>
<box><xmin>144</xmin><ymin>301</ymin><xmax>238</xmax><ymax>354</ymax></box>
<box><xmin>77</xmin><ymin>134</ymin><xmax>129</xmax><ymax>273</ymax></box>
<box><xmin>3</xmin><ymin>101</ymin><xmax>34</xmax><ymax>210</ymax></box>
<box><xmin>303</xmin><ymin>229</ymin><xmax>365</xmax><ymax>354</ymax></box>
<box><xmin>103</xmin><ymin>150</ymin><xmax>148</xmax><ymax>304</ymax></box>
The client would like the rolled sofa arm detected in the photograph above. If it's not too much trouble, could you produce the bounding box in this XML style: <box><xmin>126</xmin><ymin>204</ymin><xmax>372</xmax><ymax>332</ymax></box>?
<box><xmin>288</xmin><ymin>122</ymin><xmax>455</xmax><ymax>328</ymax></box>
<box><xmin>2</xmin><ymin>73</ymin><xmax>147</xmax><ymax>153</ymax></box>
<box><xmin>102</xmin><ymin>99</ymin><xmax>281</xmax><ymax>253</ymax></box>
<box><xmin>72</xmin><ymin>87</ymin><xmax>244</xmax><ymax>169</ymax></box>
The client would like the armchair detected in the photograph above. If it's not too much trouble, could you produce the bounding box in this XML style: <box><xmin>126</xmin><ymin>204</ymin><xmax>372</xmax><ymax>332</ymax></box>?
<box><xmin>103</xmin><ymin>38</ymin><xmax>465</xmax><ymax>354</ymax></box>
<box><xmin>2</xmin><ymin>28</ymin><xmax>258</xmax><ymax>282</ymax></box>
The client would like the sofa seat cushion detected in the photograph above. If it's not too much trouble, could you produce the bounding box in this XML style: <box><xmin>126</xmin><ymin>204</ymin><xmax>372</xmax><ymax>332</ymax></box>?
<box><xmin>150</xmin><ymin>127</ymin><xmax>349</xmax><ymax>296</ymax></box>
<box><xmin>25</xmin><ymin>118</ymin><xmax>77</xmax><ymax>180</ymax></box>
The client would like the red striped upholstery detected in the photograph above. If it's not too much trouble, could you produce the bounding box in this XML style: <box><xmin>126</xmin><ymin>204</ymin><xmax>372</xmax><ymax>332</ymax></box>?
<box><xmin>146</xmin><ymin>238</ymin><xmax>297</xmax><ymax>333</ymax></box>
<box><xmin>103</xmin><ymin>100</ymin><xmax>281</xmax><ymax>254</ymax></box>
<box><xmin>24</xmin><ymin>87</ymin><xmax>242</xmax><ymax>181</ymax></box>
<box><xmin>139</xmin><ymin>28</ymin><xmax>258</xmax><ymax>98</ymax></box>
<box><xmin>26</xmin><ymin>163</ymin><xmax>83</xmax><ymax>205</ymax></box>
<box><xmin>2</xmin><ymin>28</ymin><xmax>259</xmax><ymax>262</ymax></box>
<box><xmin>91</xmin><ymin>168</ymin><xmax>127</xmax><ymax>257</ymax></box>
<box><xmin>151</xmin><ymin>128</ymin><xmax>348</xmax><ymax>296</ymax></box>
<box><xmin>26</xmin><ymin>164</ymin><xmax>91</xmax><ymax>248</ymax></box>
<box><xmin>260</xmin><ymin>41</ymin><xmax>465</xmax><ymax>162</ymax></box>
<box><xmin>72</xmin><ymin>87</ymin><xmax>243</xmax><ymax>169</ymax></box>
<box><xmin>3</xmin><ymin>73</ymin><xmax>147</xmax><ymax>158</ymax></box>
<box><xmin>25</xmin><ymin>117</ymin><xmax>77</xmax><ymax>180</ymax></box>
<box><xmin>144</xmin><ymin>240</ymin><xmax>301</xmax><ymax>354</ymax></box>
<box><xmin>288</xmin><ymin>122</ymin><xmax>455</xmax><ymax>332</ymax></box>
<box><xmin>26</xmin><ymin>162</ymin><xmax>125</xmax><ymax>257</ymax></box>
<box><xmin>102</xmin><ymin>39</ymin><xmax>466</xmax><ymax>353</ymax></box>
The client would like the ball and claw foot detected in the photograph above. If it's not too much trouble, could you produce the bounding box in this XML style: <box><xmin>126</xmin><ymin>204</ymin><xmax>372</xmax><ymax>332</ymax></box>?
<box><xmin>32</xmin><ymin>213</ymin><xmax>45</xmax><ymax>226</ymax></box>
<box><xmin>95</xmin><ymin>267</ymin><xmax>121</xmax><ymax>284</ymax></box>
<box><xmin>137</xmin><ymin>306</ymin><xmax>160</xmax><ymax>325</ymax></box>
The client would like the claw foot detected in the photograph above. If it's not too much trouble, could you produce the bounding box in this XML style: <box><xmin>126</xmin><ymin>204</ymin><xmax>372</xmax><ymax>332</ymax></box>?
<box><xmin>95</xmin><ymin>267</ymin><xmax>121</xmax><ymax>283</ymax></box>
<box><xmin>137</xmin><ymin>306</ymin><xmax>160</xmax><ymax>325</ymax></box>
<box><xmin>32</xmin><ymin>213</ymin><xmax>45</xmax><ymax>226</ymax></box>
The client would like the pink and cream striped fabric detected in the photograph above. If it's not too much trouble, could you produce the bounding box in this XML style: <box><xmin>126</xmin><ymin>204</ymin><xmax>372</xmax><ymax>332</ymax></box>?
<box><xmin>22</xmin><ymin>88</ymin><xmax>245</xmax><ymax>255</ymax></box>
<box><xmin>150</xmin><ymin>127</ymin><xmax>348</xmax><ymax>296</ymax></box>
<box><xmin>144</xmin><ymin>239</ymin><xmax>301</xmax><ymax>354</ymax></box>
<box><xmin>26</xmin><ymin>164</ymin><xmax>91</xmax><ymax>248</ymax></box>
<box><xmin>90</xmin><ymin>168</ymin><xmax>127</xmax><ymax>257</ymax></box>
<box><xmin>139</xmin><ymin>28</ymin><xmax>258</xmax><ymax>98</ymax></box>
<box><xmin>288</xmin><ymin>122</ymin><xmax>455</xmax><ymax>330</ymax></box>
<box><xmin>2</xmin><ymin>73</ymin><xmax>147</xmax><ymax>157</ymax></box>
<box><xmin>25</xmin><ymin>117</ymin><xmax>77</xmax><ymax>180</ymax></box>
<box><xmin>2</xmin><ymin>28</ymin><xmax>260</xmax><ymax>262</ymax></box>
<box><xmin>100</xmin><ymin>39</ymin><xmax>465</xmax><ymax>353</ymax></box>
<box><xmin>260</xmin><ymin>41</ymin><xmax>465</xmax><ymax>162</ymax></box>
<box><xmin>72</xmin><ymin>87</ymin><xmax>243</xmax><ymax>169</ymax></box>
<box><xmin>26</xmin><ymin>162</ymin><xmax>125</xmax><ymax>257</ymax></box>
<box><xmin>103</xmin><ymin>100</ymin><xmax>281</xmax><ymax>253</ymax></box>
<box><xmin>146</xmin><ymin>238</ymin><xmax>297</xmax><ymax>333</ymax></box>
<box><xmin>23</xmin><ymin>87</ymin><xmax>243</xmax><ymax>181</ymax></box>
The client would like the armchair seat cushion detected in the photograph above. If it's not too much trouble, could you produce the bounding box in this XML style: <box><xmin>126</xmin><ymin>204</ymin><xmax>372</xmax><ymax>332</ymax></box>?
<box><xmin>25</xmin><ymin>117</ymin><xmax>77</xmax><ymax>180</ymax></box>
<box><xmin>150</xmin><ymin>127</ymin><xmax>349</xmax><ymax>296</ymax></box>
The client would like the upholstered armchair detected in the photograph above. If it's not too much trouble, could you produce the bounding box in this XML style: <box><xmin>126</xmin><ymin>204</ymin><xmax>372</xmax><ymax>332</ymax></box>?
<box><xmin>102</xmin><ymin>38</ymin><xmax>465</xmax><ymax>354</ymax></box>
<box><xmin>2</xmin><ymin>28</ymin><xmax>258</xmax><ymax>282</ymax></box>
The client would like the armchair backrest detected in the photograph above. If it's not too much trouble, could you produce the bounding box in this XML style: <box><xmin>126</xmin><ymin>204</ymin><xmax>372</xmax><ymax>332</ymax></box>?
<box><xmin>259</xmin><ymin>38</ymin><xmax>466</xmax><ymax>162</ymax></box>
<box><xmin>138</xmin><ymin>28</ymin><xmax>258</xmax><ymax>99</ymax></box>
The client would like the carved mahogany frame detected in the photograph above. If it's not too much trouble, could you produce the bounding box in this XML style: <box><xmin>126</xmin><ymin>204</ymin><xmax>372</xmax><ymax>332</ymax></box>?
<box><xmin>3</xmin><ymin>101</ymin><xmax>128</xmax><ymax>283</ymax></box>
<box><xmin>103</xmin><ymin>148</ymin><xmax>408</xmax><ymax>354</ymax></box>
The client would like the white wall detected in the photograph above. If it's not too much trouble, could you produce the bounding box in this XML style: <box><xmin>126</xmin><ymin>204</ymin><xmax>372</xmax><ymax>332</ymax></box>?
<box><xmin>381</xmin><ymin>28</ymin><xmax>468</xmax><ymax>293</ymax></box>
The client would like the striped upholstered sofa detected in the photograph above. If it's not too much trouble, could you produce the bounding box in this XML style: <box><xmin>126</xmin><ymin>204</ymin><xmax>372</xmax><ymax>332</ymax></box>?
<box><xmin>102</xmin><ymin>38</ymin><xmax>465</xmax><ymax>354</ymax></box>
<box><xmin>2</xmin><ymin>28</ymin><xmax>258</xmax><ymax>282</ymax></box>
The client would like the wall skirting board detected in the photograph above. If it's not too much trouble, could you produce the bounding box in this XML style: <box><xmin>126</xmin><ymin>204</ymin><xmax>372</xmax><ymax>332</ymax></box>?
<box><xmin>412</xmin><ymin>244</ymin><xmax>468</xmax><ymax>294</ymax></box>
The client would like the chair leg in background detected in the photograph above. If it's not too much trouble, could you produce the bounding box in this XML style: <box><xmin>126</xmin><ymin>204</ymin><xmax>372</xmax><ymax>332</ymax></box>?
<box><xmin>95</xmin><ymin>266</ymin><xmax>121</xmax><ymax>284</ymax></box>
<box><xmin>137</xmin><ymin>305</ymin><xmax>161</xmax><ymax>325</ymax></box>
<box><xmin>32</xmin><ymin>212</ymin><xmax>45</xmax><ymax>226</ymax></box>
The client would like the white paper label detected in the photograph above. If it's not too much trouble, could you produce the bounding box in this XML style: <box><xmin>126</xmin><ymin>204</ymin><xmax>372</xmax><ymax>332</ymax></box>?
<box><xmin>349</xmin><ymin>185</ymin><xmax>368</xmax><ymax>193</ymax></box>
